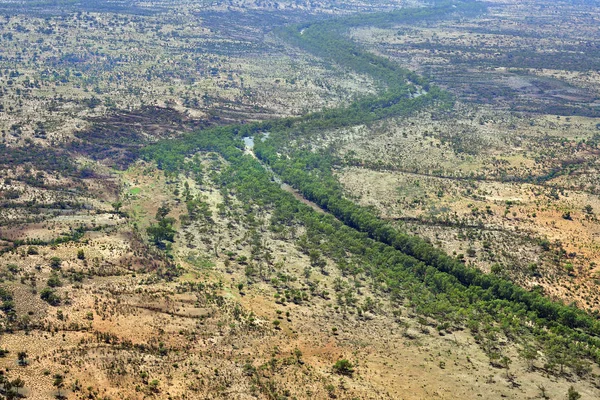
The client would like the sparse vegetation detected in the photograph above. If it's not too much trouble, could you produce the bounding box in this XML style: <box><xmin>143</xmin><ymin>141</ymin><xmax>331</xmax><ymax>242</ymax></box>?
<box><xmin>1</xmin><ymin>0</ymin><xmax>600</xmax><ymax>399</ymax></box>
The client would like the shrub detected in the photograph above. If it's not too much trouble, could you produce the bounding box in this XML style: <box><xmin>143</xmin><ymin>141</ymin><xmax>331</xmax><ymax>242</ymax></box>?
<box><xmin>47</xmin><ymin>273</ymin><xmax>62</xmax><ymax>288</ymax></box>
<box><xmin>50</xmin><ymin>257</ymin><xmax>62</xmax><ymax>270</ymax></box>
<box><xmin>40</xmin><ymin>287</ymin><xmax>61</xmax><ymax>306</ymax></box>
<box><xmin>332</xmin><ymin>359</ymin><xmax>354</xmax><ymax>376</ymax></box>
<box><xmin>568</xmin><ymin>386</ymin><xmax>581</xmax><ymax>400</ymax></box>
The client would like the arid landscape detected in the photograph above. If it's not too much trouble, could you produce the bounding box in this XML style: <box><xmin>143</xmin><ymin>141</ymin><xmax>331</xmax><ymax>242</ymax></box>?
<box><xmin>2</xmin><ymin>1</ymin><xmax>600</xmax><ymax>399</ymax></box>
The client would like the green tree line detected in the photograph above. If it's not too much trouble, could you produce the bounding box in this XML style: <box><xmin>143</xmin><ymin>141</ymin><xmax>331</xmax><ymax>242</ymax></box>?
<box><xmin>140</xmin><ymin>0</ymin><xmax>600</xmax><ymax>372</ymax></box>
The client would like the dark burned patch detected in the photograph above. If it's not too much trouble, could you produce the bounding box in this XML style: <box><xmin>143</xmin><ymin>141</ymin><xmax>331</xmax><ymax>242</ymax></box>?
<box><xmin>208</xmin><ymin>100</ymin><xmax>281</xmax><ymax>124</ymax></box>
<box><xmin>425</xmin><ymin>68</ymin><xmax>600</xmax><ymax>117</ymax></box>
<box><xmin>0</xmin><ymin>142</ymin><xmax>84</xmax><ymax>178</ymax></box>
<box><xmin>198</xmin><ymin>10</ymin><xmax>299</xmax><ymax>40</ymax></box>
<box><xmin>0</xmin><ymin>0</ymin><xmax>164</xmax><ymax>17</ymax></box>
<box><xmin>70</xmin><ymin>106</ymin><xmax>212</xmax><ymax>169</ymax></box>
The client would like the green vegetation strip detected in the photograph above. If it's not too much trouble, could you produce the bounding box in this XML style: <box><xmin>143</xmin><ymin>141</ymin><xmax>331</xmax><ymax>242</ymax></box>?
<box><xmin>141</xmin><ymin>0</ymin><xmax>600</xmax><ymax>371</ymax></box>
